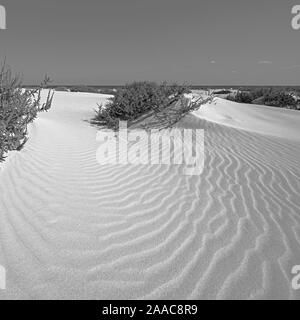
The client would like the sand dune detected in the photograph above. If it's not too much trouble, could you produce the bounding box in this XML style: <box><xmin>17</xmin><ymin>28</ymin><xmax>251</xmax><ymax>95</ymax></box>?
<box><xmin>0</xmin><ymin>91</ymin><xmax>300</xmax><ymax>299</ymax></box>
<box><xmin>192</xmin><ymin>96</ymin><xmax>300</xmax><ymax>140</ymax></box>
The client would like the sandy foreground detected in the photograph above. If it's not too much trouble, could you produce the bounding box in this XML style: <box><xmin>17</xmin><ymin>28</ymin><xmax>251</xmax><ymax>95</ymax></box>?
<box><xmin>0</xmin><ymin>91</ymin><xmax>300</xmax><ymax>299</ymax></box>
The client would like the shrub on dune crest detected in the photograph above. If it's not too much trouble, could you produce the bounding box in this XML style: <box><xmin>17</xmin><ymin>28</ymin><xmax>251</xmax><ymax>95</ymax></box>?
<box><xmin>92</xmin><ymin>81</ymin><xmax>211</xmax><ymax>129</ymax></box>
<box><xmin>227</xmin><ymin>91</ymin><xmax>254</xmax><ymax>104</ymax></box>
<box><xmin>261</xmin><ymin>91</ymin><xmax>297</xmax><ymax>109</ymax></box>
<box><xmin>226</xmin><ymin>88</ymin><xmax>299</xmax><ymax>109</ymax></box>
<box><xmin>214</xmin><ymin>90</ymin><xmax>232</xmax><ymax>95</ymax></box>
<box><xmin>0</xmin><ymin>62</ymin><xmax>54</xmax><ymax>162</ymax></box>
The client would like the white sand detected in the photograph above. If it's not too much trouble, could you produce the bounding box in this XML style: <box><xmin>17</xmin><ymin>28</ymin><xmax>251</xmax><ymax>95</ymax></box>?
<box><xmin>0</xmin><ymin>91</ymin><xmax>300</xmax><ymax>299</ymax></box>
<box><xmin>192</xmin><ymin>97</ymin><xmax>300</xmax><ymax>140</ymax></box>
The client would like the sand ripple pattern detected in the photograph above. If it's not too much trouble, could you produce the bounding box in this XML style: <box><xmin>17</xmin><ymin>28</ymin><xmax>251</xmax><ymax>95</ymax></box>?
<box><xmin>0</xmin><ymin>92</ymin><xmax>300</xmax><ymax>299</ymax></box>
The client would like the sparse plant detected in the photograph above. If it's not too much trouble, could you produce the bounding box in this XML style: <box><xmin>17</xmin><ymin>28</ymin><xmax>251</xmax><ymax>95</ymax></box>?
<box><xmin>0</xmin><ymin>61</ymin><xmax>54</xmax><ymax>162</ymax></box>
<box><xmin>226</xmin><ymin>87</ymin><xmax>298</xmax><ymax>110</ymax></box>
<box><xmin>261</xmin><ymin>91</ymin><xmax>297</xmax><ymax>109</ymax></box>
<box><xmin>214</xmin><ymin>90</ymin><xmax>232</xmax><ymax>95</ymax></box>
<box><xmin>227</xmin><ymin>90</ymin><xmax>254</xmax><ymax>104</ymax></box>
<box><xmin>91</xmin><ymin>81</ymin><xmax>207</xmax><ymax>130</ymax></box>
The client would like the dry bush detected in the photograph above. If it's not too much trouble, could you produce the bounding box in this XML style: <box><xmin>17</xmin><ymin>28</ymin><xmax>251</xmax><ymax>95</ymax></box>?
<box><xmin>0</xmin><ymin>62</ymin><xmax>54</xmax><ymax>162</ymax></box>
<box><xmin>91</xmin><ymin>81</ymin><xmax>211</xmax><ymax>130</ymax></box>
<box><xmin>227</xmin><ymin>88</ymin><xmax>298</xmax><ymax>109</ymax></box>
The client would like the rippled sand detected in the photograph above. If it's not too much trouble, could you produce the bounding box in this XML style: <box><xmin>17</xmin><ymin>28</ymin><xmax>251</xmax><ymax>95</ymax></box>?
<box><xmin>0</xmin><ymin>92</ymin><xmax>300</xmax><ymax>299</ymax></box>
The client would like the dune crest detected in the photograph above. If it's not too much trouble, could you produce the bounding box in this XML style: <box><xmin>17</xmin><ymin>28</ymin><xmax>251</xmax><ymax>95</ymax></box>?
<box><xmin>192</xmin><ymin>96</ymin><xmax>300</xmax><ymax>140</ymax></box>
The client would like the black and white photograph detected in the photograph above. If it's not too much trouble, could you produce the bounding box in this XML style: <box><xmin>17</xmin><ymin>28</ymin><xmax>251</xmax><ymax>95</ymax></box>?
<box><xmin>1</xmin><ymin>0</ymin><xmax>300</xmax><ymax>305</ymax></box>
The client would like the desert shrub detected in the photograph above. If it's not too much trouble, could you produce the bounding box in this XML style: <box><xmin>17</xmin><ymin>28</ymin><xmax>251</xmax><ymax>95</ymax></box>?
<box><xmin>226</xmin><ymin>88</ymin><xmax>273</xmax><ymax>103</ymax></box>
<box><xmin>261</xmin><ymin>91</ymin><xmax>297</xmax><ymax>109</ymax></box>
<box><xmin>214</xmin><ymin>90</ymin><xmax>231</xmax><ymax>95</ymax></box>
<box><xmin>251</xmin><ymin>96</ymin><xmax>265</xmax><ymax>105</ymax></box>
<box><xmin>226</xmin><ymin>87</ymin><xmax>299</xmax><ymax>110</ymax></box>
<box><xmin>251</xmin><ymin>87</ymin><xmax>273</xmax><ymax>100</ymax></box>
<box><xmin>226</xmin><ymin>94</ymin><xmax>236</xmax><ymax>101</ymax></box>
<box><xmin>228</xmin><ymin>91</ymin><xmax>254</xmax><ymax>104</ymax></box>
<box><xmin>92</xmin><ymin>81</ymin><xmax>193</xmax><ymax>129</ymax></box>
<box><xmin>0</xmin><ymin>62</ymin><xmax>54</xmax><ymax>162</ymax></box>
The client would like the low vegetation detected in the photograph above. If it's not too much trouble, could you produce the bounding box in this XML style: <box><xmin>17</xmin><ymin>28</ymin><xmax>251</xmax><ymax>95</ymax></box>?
<box><xmin>213</xmin><ymin>90</ymin><xmax>232</xmax><ymax>95</ymax></box>
<box><xmin>0</xmin><ymin>62</ymin><xmax>54</xmax><ymax>162</ymax></box>
<box><xmin>92</xmin><ymin>81</ymin><xmax>212</xmax><ymax>130</ymax></box>
<box><xmin>227</xmin><ymin>88</ymin><xmax>299</xmax><ymax>110</ymax></box>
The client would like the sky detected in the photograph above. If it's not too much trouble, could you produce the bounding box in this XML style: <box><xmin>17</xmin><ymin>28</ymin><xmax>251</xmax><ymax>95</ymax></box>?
<box><xmin>0</xmin><ymin>0</ymin><xmax>299</xmax><ymax>85</ymax></box>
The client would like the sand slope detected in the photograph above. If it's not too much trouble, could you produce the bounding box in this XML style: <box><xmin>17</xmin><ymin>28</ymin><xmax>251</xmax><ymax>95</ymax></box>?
<box><xmin>0</xmin><ymin>92</ymin><xmax>300</xmax><ymax>299</ymax></box>
<box><xmin>192</xmin><ymin>97</ymin><xmax>300</xmax><ymax>140</ymax></box>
